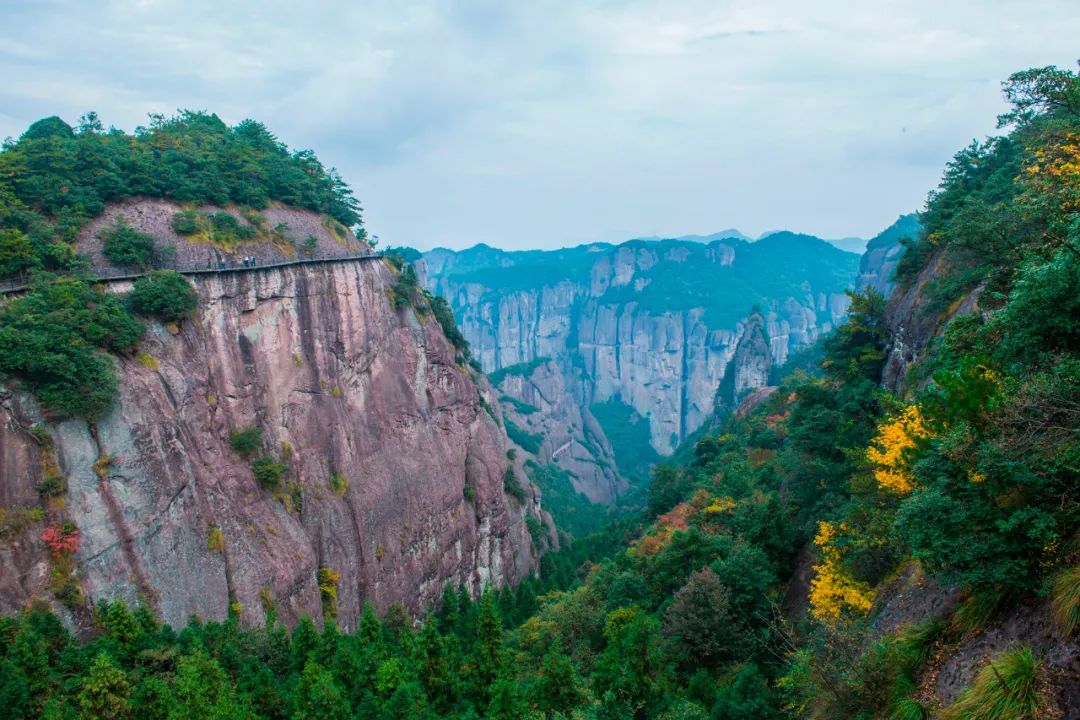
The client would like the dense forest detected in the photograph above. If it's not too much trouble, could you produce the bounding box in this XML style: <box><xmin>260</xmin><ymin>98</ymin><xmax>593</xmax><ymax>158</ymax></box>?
<box><xmin>0</xmin><ymin>66</ymin><xmax>1078</xmax><ymax>718</ymax></box>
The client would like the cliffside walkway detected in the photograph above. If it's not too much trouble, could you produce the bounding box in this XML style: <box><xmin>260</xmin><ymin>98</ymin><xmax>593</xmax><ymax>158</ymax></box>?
<box><xmin>0</xmin><ymin>252</ymin><xmax>386</xmax><ymax>295</ymax></box>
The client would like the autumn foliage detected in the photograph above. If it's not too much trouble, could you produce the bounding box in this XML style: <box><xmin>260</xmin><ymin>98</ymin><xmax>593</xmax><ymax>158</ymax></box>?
<box><xmin>41</xmin><ymin>524</ymin><xmax>81</xmax><ymax>557</ymax></box>
<box><xmin>808</xmin><ymin>521</ymin><xmax>874</xmax><ymax>624</ymax></box>
<box><xmin>866</xmin><ymin>405</ymin><xmax>930</xmax><ymax>495</ymax></box>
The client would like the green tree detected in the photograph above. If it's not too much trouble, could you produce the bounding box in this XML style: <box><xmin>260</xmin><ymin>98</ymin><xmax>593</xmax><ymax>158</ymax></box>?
<box><xmin>128</xmin><ymin>270</ymin><xmax>198</xmax><ymax>322</ymax></box>
<box><xmin>292</xmin><ymin>661</ymin><xmax>348</xmax><ymax>720</ymax></box>
<box><xmin>78</xmin><ymin>653</ymin><xmax>131</xmax><ymax>720</ymax></box>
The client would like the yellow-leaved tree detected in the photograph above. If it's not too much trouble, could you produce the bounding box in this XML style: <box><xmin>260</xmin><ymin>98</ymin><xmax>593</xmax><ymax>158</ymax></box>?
<box><xmin>808</xmin><ymin>521</ymin><xmax>874</xmax><ymax>623</ymax></box>
<box><xmin>866</xmin><ymin>405</ymin><xmax>930</xmax><ymax>495</ymax></box>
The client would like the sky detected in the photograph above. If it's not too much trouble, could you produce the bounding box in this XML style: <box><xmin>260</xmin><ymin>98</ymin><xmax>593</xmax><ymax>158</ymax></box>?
<box><xmin>1</xmin><ymin>1</ymin><xmax>1077</xmax><ymax>251</ymax></box>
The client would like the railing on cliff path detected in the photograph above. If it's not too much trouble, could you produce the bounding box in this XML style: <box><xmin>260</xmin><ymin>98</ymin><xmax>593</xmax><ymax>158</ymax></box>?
<box><xmin>0</xmin><ymin>251</ymin><xmax>386</xmax><ymax>295</ymax></box>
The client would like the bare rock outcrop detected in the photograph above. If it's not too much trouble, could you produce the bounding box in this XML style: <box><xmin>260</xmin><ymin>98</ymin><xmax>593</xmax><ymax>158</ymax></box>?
<box><xmin>420</xmin><ymin>237</ymin><xmax>853</xmax><ymax>485</ymax></box>
<box><xmin>0</xmin><ymin>246</ymin><xmax>544</xmax><ymax>632</ymax></box>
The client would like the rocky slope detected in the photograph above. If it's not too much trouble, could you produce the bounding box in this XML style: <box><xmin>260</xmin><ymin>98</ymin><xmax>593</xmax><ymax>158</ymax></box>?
<box><xmin>857</xmin><ymin>213</ymin><xmax>920</xmax><ymax>296</ymax></box>
<box><xmin>0</xmin><ymin>202</ymin><xmax>547</xmax><ymax>633</ymax></box>
<box><xmin>419</xmin><ymin>234</ymin><xmax>859</xmax><ymax>497</ymax></box>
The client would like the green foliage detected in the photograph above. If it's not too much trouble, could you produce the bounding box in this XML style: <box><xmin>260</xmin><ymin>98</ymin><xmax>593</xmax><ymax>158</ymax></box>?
<box><xmin>485</xmin><ymin>356</ymin><xmax>551</xmax><ymax>387</ymax></box>
<box><xmin>0</xmin><ymin>276</ymin><xmax>144</xmax><ymax>418</ymax></box>
<box><xmin>591</xmin><ymin>399</ymin><xmax>662</xmax><ymax>484</ymax></box>
<box><xmin>0</xmin><ymin>228</ymin><xmax>33</xmax><ymax>276</ymax></box>
<box><xmin>128</xmin><ymin>270</ymin><xmax>198</xmax><ymax>321</ymax></box>
<box><xmin>328</xmin><ymin>471</ymin><xmax>348</xmax><ymax>497</ymax></box>
<box><xmin>502</xmin><ymin>467</ymin><xmax>527</xmax><ymax>503</ymax></box>
<box><xmin>821</xmin><ymin>288</ymin><xmax>888</xmax><ymax>382</ymax></box>
<box><xmin>1051</xmin><ymin>564</ymin><xmax>1080</xmax><ymax>636</ymax></box>
<box><xmin>78</xmin><ymin>653</ymin><xmax>131</xmax><ymax>720</ymax></box>
<box><xmin>100</xmin><ymin>220</ymin><xmax>157</xmax><ymax>269</ymax></box>
<box><xmin>427</xmin><ymin>292</ymin><xmax>470</xmax><ymax>357</ymax></box>
<box><xmin>228</xmin><ymin>426</ymin><xmax>262</xmax><ymax>456</ymax></box>
<box><xmin>391</xmin><ymin>263</ymin><xmax>419</xmax><ymax>308</ymax></box>
<box><xmin>661</xmin><ymin>568</ymin><xmax>738</xmax><ymax>668</ymax></box>
<box><xmin>251</xmin><ymin>457</ymin><xmax>286</xmax><ymax>489</ymax></box>
<box><xmin>525</xmin><ymin>461</ymin><xmax>609</xmax><ymax>538</ymax></box>
<box><xmin>500</xmin><ymin>395</ymin><xmax>539</xmax><ymax>415</ymax></box>
<box><xmin>170</xmin><ymin>209</ymin><xmax>201</xmax><ymax>235</ymax></box>
<box><xmin>504</xmin><ymin>419</ymin><xmax>543</xmax><ymax>455</ymax></box>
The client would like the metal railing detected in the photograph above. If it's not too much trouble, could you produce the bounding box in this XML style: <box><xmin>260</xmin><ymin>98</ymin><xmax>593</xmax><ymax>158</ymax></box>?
<box><xmin>0</xmin><ymin>251</ymin><xmax>385</xmax><ymax>295</ymax></box>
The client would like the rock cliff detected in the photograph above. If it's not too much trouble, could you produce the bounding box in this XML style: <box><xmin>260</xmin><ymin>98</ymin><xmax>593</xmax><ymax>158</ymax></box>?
<box><xmin>420</xmin><ymin>234</ymin><xmax>858</xmax><ymax>495</ymax></box>
<box><xmin>856</xmin><ymin>213</ymin><xmax>920</xmax><ymax>296</ymax></box>
<box><xmin>0</xmin><ymin>204</ymin><xmax>545</xmax><ymax>632</ymax></box>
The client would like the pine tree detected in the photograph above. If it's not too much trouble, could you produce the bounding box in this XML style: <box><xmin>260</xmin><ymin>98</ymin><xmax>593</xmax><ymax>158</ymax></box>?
<box><xmin>291</xmin><ymin>661</ymin><xmax>349</xmax><ymax>720</ymax></box>
<box><xmin>77</xmin><ymin>653</ymin><xmax>131</xmax><ymax>720</ymax></box>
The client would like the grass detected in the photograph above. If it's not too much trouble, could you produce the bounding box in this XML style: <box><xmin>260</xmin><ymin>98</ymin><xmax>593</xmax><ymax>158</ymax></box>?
<box><xmin>941</xmin><ymin>646</ymin><xmax>1046</xmax><ymax>720</ymax></box>
<box><xmin>1051</xmin><ymin>564</ymin><xmax>1080</xmax><ymax>636</ymax></box>
<box><xmin>949</xmin><ymin>587</ymin><xmax>1005</xmax><ymax>639</ymax></box>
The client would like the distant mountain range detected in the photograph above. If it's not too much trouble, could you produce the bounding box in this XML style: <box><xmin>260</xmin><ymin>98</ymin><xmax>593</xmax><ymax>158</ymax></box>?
<box><xmin>632</xmin><ymin>227</ymin><xmax>871</xmax><ymax>254</ymax></box>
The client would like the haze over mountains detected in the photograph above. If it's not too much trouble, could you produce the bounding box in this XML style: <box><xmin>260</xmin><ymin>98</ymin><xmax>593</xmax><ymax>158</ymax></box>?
<box><xmin>416</xmin><ymin>219</ymin><xmax>914</xmax><ymax>505</ymax></box>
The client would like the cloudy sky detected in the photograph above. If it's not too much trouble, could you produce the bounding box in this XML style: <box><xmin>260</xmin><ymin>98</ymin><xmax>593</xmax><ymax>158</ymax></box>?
<box><xmin>1</xmin><ymin>1</ymin><xmax>1077</xmax><ymax>250</ymax></box>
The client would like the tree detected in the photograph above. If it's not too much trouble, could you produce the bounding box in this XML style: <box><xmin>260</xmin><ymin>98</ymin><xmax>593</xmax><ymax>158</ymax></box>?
<box><xmin>998</xmin><ymin>65</ymin><xmax>1080</xmax><ymax>128</ymax></box>
<box><xmin>292</xmin><ymin>661</ymin><xmax>348</xmax><ymax>720</ymax></box>
<box><xmin>128</xmin><ymin>271</ymin><xmax>198</xmax><ymax>322</ymax></box>
<box><xmin>170</xmin><ymin>649</ymin><xmax>246</xmax><ymax>720</ymax></box>
<box><xmin>662</xmin><ymin>568</ymin><xmax>739</xmax><ymax>667</ymax></box>
<box><xmin>593</xmin><ymin>607</ymin><xmax>673</xmax><ymax>719</ymax></box>
<box><xmin>78</xmin><ymin>653</ymin><xmax>131</xmax><ymax>720</ymax></box>
<box><xmin>100</xmin><ymin>221</ymin><xmax>157</xmax><ymax>269</ymax></box>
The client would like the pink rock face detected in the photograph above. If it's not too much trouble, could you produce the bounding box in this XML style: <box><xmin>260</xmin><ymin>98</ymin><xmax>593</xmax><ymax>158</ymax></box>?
<box><xmin>0</xmin><ymin>259</ymin><xmax>542</xmax><ymax>632</ymax></box>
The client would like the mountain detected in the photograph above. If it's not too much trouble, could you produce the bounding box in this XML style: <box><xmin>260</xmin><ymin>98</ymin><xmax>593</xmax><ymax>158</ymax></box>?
<box><xmin>419</xmin><ymin>230</ymin><xmax>861</xmax><ymax>501</ymax></box>
<box><xmin>858</xmin><ymin>213</ymin><xmax>921</xmax><ymax>295</ymax></box>
<box><xmin>0</xmin><ymin>115</ymin><xmax>548</xmax><ymax>632</ymax></box>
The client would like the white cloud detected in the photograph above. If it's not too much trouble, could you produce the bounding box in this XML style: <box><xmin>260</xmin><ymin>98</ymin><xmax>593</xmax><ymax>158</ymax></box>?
<box><xmin>0</xmin><ymin>0</ymin><xmax>1077</xmax><ymax>248</ymax></box>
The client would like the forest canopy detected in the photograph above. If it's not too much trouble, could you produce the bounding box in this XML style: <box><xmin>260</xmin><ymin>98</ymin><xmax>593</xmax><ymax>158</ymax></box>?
<box><xmin>0</xmin><ymin>110</ymin><xmax>363</xmax><ymax>277</ymax></box>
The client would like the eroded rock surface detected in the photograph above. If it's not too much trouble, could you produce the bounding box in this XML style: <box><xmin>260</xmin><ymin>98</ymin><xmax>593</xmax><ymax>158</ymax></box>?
<box><xmin>0</xmin><ymin>258</ymin><xmax>544</xmax><ymax>632</ymax></box>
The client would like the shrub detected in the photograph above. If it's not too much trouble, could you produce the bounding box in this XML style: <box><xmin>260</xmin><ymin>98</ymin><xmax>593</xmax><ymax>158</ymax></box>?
<box><xmin>328</xmin><ymin>471</ymin><xmax>348</xmax><ymax>497</ymax></box>
<box><xmin>128</xmin><ymin>270</ymin><xmax>197</xmax><ymax>322</ymax></box>
<box><xmin>37</xmin><ymin>475</ymin><xmax>67</xmax><ymax>498</ymax></box>
<box><xmin>0</xmin><ymin>228</ymin><xmax>34</xmax><ymax>276</ymax></box>
<box><xmin>300</xmin><ymin>235</ymin><xmax>318</xmax><ymax>257</ymax></box>
<box><xmin>229</xmin><ymin>427</ymin><xmax>261</xmax><ymax>456</ymax></box>
<box><xmin>941</xmin><ymin>646</ymin><xmax>1045</xmax><ymax>720</ymax></box>
<box><xmin>317</xmin><ymin>566</ymin><xmax>341</xmax><ymax>620</ymax></box>
<box><xmin>251</xmin><ymin>457</ymin><xmax>285</xmax><ymax>489</ymax></box>
<box><xmin>101</xmin><ymin>221</ymin><xmax>157</xmax><ymax>269</ymax></box>
<box><xmin>463</xmin><ymin>483</ymin><xmax>477</xmax><ymax>503</ymax></box>
<box><xmin>41</xmin><ymin>524</ymin><xmax>81</xmax><ymax>556</ymax></box>
<box><xmin>391</xmin><ymin>264</ymin><xmax>419</xmax><ymax>308</ymax></box>
<box><xmin>138</xmin><ymin>351</ymin><xmax>158</xmax><ymax>370</ymax></box>
<box><xmin>526</xmin><ymin>515</ymin><xmax>544</xmax><ymax>548</ymax></box>
<box><xmin>207</xmin><ymin>527</ymin><xmax>224</xmax><ymax>553</ymax></box>
<box><xmin>0</xmin><ymin>277</ymin><xmax>144</xmax><ymax>418</ymax></box>
<box><xmin>503</xmin><ymin>467</ymin><xmax>527</xmax><ymax>503</ymax></box>
<box><xmin>505</xmin><ymin>420</ymin><xmax>543</xmax><ymax>455</ymax></box>
<box><xmin>171</xmin><ymin>210</ymin><xmax>201</xmax><ymax>235</ymax></box>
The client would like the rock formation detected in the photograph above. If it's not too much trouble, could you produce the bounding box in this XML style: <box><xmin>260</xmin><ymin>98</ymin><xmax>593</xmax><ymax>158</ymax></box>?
<box><xmin>420</xmin><ymin>233</ymin><xmax>859</xmax><ymax>497</ymax></box>
<box><xmin>0</xmin><ymin>202</ymin><xmax>546</xmax><ymax>632</ymax></box>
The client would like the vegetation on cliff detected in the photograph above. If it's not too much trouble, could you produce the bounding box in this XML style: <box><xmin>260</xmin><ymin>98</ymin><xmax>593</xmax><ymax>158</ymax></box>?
<box><xmin>0</xmin><ymin>66</ymin><xmax>1077</xmax><ymax>718</ymax></box>
<box><xmin>0</xmin><ymin>112</ymin><xmax>367</xmax><ymax>418</ymax></box>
